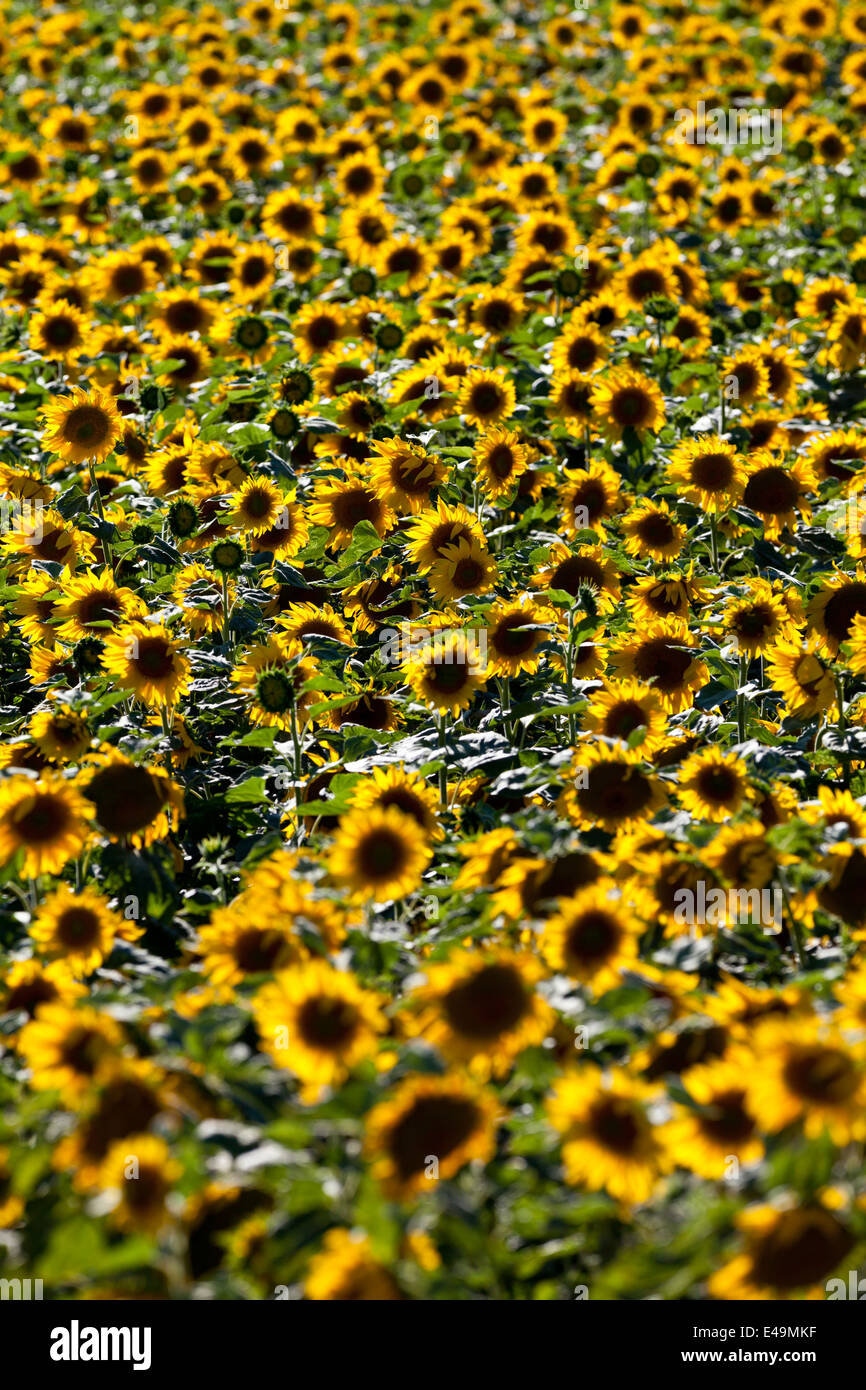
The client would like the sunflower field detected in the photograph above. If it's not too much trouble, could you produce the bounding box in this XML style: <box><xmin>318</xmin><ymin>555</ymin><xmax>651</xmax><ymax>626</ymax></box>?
<box><xmin>4</xmin><ymin>0</ymin><xmax>866</xmax><ymax>1307</ymax></box>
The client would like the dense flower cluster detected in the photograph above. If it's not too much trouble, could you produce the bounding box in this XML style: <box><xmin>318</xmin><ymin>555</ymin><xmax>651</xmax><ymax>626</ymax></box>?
<box><xmin>2</xmin><ymin>0</ymin><xmax>866</xmax><ymax>1301</ymax></box>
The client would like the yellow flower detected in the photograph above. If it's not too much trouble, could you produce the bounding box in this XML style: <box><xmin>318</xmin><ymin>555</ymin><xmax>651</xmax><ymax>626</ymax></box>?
<box><xmin>329</xmin><ymin>805</ymin><xmax>432</xmax><ymax>902</ymax></box>
<box><xmin>677</xmin><ymin>748</ymin><xmax>750</xmax><ymax>822</ymax></box>
<box><xmin>541</xmin><ymin>883</ymin><xmax>643</xmax><ymax>994</ymax></box>
<box><xmin>407</xmin><ymin>949</ymin><xmax>552</xmax><ymax>1077</ymax></box>
<box><xmin>18</xmin><ymin>1003</ymin><xmax>125</xmax><ymax>1101</ymax></box>
<box><xmin>252</xmin><ymin>960</ymin><xmax>387</xmax><ymax>1099</ymax></box>
<box><xmin>98</xmin><ymin>1134</ymin><xmax>181</xmax><ymax>1233</ymax></box>
<box><xmin>29</xmin><ymin>885</ymin><xmax>132</xmax><ymax>974</ymax></box>
<box><xmin>102</xmin><ymin>623</ymin><xmax>191</xmax><ymax>708</ymax></box>
<box><xmin>305</xmin><ymin>1229</ymin><xmax>402</xmax><ymax>1300</ymax></box>
<box><xmin>41</xmin><ymin>386</ymin><xmax>123</xmax><ymax>463</ymax></box>
<box><xmin>591</xmin><ymin>367</ymin><xmax>665</xmax><ymax>441</ymax></box>
<box><xmin>0</xmin><ymin>775</ymin><xmax>90</xmax><ymax>876</ymax></box>
<box><xmin>709</xmin><ymin>1201</ymin><xmax>855</xmax><ymax>1301</ymax></box>
<box><xmin>547</xmin><ymin>1069</ymin><xmax>671</xmax><ymax>1205</ymax></box>
<box><xmin>364</xmin><ymin>1073</ymin><xmax>498</xmax><ymax>1199</ymax></box>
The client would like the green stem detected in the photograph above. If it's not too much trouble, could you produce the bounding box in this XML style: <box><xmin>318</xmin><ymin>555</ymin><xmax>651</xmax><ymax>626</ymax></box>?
<box><xmin>836</xmin><ymin>674</ymin><xmax>850</xmax><ymax>787</ymax></box>
<box><xmin>438</xmin><ymin>711</ymin><xmax>449</xmax><ymax>810</ymax></box>
<box><xmin>780</xmin><ymin>876</ymin><xmax>807</xmax><ymax>970</ymax></box>
<box><xmin>709</xmin><ymin>514</ymin><xmax>720</xmax><ymax>573</ymax></box>
<box><xmin>736</xmin><ymin>655</ymin><xmax>747</xmax><ymax>743</ymax></box>
<box><xmin>88</xmin><ymin>457</ymin><xmax>113</xmax><ymax>570</ymax></box>
<box><xmin>565</xmin><ymin>607</ymin><xmax>577</xmax><ymax>746</ymax></box>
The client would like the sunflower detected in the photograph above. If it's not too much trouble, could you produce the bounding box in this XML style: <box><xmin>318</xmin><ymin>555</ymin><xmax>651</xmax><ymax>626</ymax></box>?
<box><xmin>812</xmin><ymin>844</ymin><xmax>866</xmax><ymax>930</ymax></box>
<box><xmin>232</xmin><ymin>636</ymin><xmax>319</xmax><ymax>730</ymax></box>
<box><xmin>404</xmin><ymin>630</ymin><xmax>488</xmax><ymax>715</ymax></box>
<box><xmin>485</xmin><ymin>595</ymin><xmax>554</xmax><ymax>677</ymax></box>
<box><xmin>408</xmin><ymin>949</ymin><xmax>552</xmax><ymax>1077</ymax></box>
<box><xmin>261</xmin><ymin>188</ymin><xmax>324</xmax><ymax>243</ymax></box>
<box><xmin>82</xmin><ymin>752</ymin><xmax>184</xmax><ymax>846</ymax></box>
<box><xmin>249</xmin><ymin>498</ymin><xmax>310</xmax><ymax>559</ymax></box>
<box><xmin>710</xmin><ymin>1201</ymin><xmax>855</xmax><ymax>1301</ymax></box>
<box><xmin>28</xmin><ymin>707</ymin><xmax>91</xmax><ymax>763</ymax></box>
<box><xmin>305</xmin><ymin>1229</ymin><xmax>402</xmax><ymax>1301</ymax></box>
<box><xmin>667</xmin><ymin>1054</ymin><xmax>764</xmax><ymax>1180</ymax></box>
<box><xmin>225</xmin><ymin>476</ymin><xmax>284</xmax><ymax>536</ymax></box>
<box><xmin>621</xmin><ymin>500</ymin><xmax>684</xmax><ymax>562</ymax></box>
<box><xmin>472</xmin><ymin>427</ymin><xmax>530</xmax><ymax>501</ymax></box>
<box><xmin>28</xmin><ymin>301</ymin><xmax>92</xmax><ymax>362</ymax></box>
<box><xmin>722</xmin><ymin>579</ymin><xmax>794</xmax><ymax>655</ymax></box>
<box><xmin>538</xmin><ymin>541</ymin><xmax>621</xmax><ymax>610</ymax></box>
<box><xmin>252</xmin><ymin>961</ymin><xmax>387</xmax><ymax>1099</ymax></box>
<box><xmin>441</xmin><ymin>819</ymin><xmax>515</xmax><ymax>894</ymax></box>
<box><xmin>277</xmin><ymin>601</ymin><xmax>352</xmax><ymax>648</ymax></box>
<box><xmin>98</xmin><ymin>1135</ymin><xmax>181</xmax><ymax>1233</ymax></box>
<box><xmin>807</xmin><ymin>569</ymin><xmax>866</xmax><ymax>656</ymax></box>
<box><xmin>467</xmin><ymin>284</ymin><xmax>524</xmax><ymax>338</ymax></box>
<box><xmin>766</xmin><ymin>636</ymin><xmax>835</xmax><ymax>718</ymax></box>
<box><xmin>546</xmin><ymin>373</ymin><xmax>595</xmax><ymax>425</ymax></box>
<box><xmin>741</xmin><ymin>450</ymin><xmax>816</xmax><ymax>539</ymax></box>
<box><xmin>557</xmin><ymin>459</ymin><xmax>623</xmax><ymax>537</ymax></box>
<box><xmin>229</xmin><ymin>245</ymin><xmax>276</xmax><ymax>305</ymax></box>
<box><xmin>560</xmin><ymin>744</ymin><xmax>666</xmax><ymax>833</ymax></box>
<box><xmin>0</xmin><ymin>775</ymin><xmax>90</xmax><ymax>876</ymax></box>
<box><xmin>195</xmin><ymin>898</ymin><xmax>303</xmax><ymax>990</ymax></box>
<box><xmin>349</xmin><ymin>765</ymin><xmax>442</xmax><ymax>841</ymax></box>
<box><xmin>609</xmin><ymin>616</ymin><xmax>709</xmax><ymax>714</ymax></box>
<box><xmin>0</xmin><ymin>1148</ymin><xmax>23</xmax><ymax>1227</ymax></box>
<box><xmin>677</xmin><ymin>748</ymin><xmax>750</xmax><ymax>823</ymax></box>
<box><xmin>375</xmin><ymin>235</ymin><xmax>433</xmax><ymax>293</ymax></box>
<box><xmin>456</xmin><ymin>367</ymin><xmax>516</xmax><ymax>429</ymax></box>
<box><xmin>580</xmin><ymin>679</ymin><xmax>667</xmax><ymax>750</ymax></box>
<box><xmin>52</xmin><ymin>1057</ymin><xmax>168</xmax><ymax>1191</ymax></box>
<box><xmin>547</xmin><ymin>1070</ymin><xmax>671</xmax><ymax>1205</ymax></box>
<box><xmin>591</xmin><ymin>367</ymin><xmax>665</xmax><ymax>442</ymax></box>
<box><xmin>329</xmin><ymin>805</ymin><xmax>432</xmax><ymax>902</ymax></box>
<box><xmin>364</xmin><ymin>1073</ymin><xmax>498</xmax><ymax>1199</ymax></box>
<box><xmin>18</xmin><ymin>1003</ymin><xmax>125</xmax><ymax>1101</ymax></box>
<box><xmin>405</xmin><ymin>499</ymin><xmax>485</xmax><ymax>572</ymax></box>
<box><xmin>41</xmin><ymin>386</ymin><xmax>123</xmax><ymax>464</ymax></box>
<box><xmin>29</xmin><ymin>885</ymin><xmax>131</xmax><ymax>974</ymax></box>
<box><xmin>308</xmin><ymin>470</ymin><xmax>393</xmax><ymax>550</ymax></box>
<box><xmin>747</xmin><ymin>1018</ymin><xmax>866</xmax><ymax>1143</ymax></box>
<box><xmin>153</xmin><ymin>335</ymin><xmax>213</xmax><ymax>391</ymax></box>
<box><xmin>54</xmin><ymin>568</ymin><xmax>144</xmax><ymax>643</ymax></box>
<box><xmin>541</xmin><ymin>884</ymin><xmax>643</xmax><ymax>994</ymax></box>
<box><xmin>102</xmin><ymin>623</ymin><xmax>190</xmax><ymax>708</ymax></box>
<box><xmin>428</xmin><ymin>537</ymin><xmax>498</xmax><ymax>602</ymax></box>
<box><xmin>173</xmin><ymin>563</ymin><xmax>226</xmax><ymax>637</ymax></box>
<box><xmin>367</xmin><ymin>439</ymin><xmax>445</xmax><ymax>514</ymax></box>
<box><xmin>703</xmin><ymin>820</ymin><xmax>783</xmax><ymax>893</ymax></box>
<box><xmin>626</xmin><ymin>573</ymin><xmax>706</xmax><ymax>626</ymax></box>
<box><xmin>666</xmin><ymin>435</ymin><xmax>745</xmax><ymax>513</ymax></box>
<box><xmin>0</xmin><ymin>958</ymin><xmax>84</xmax><ymax>1034</ymax></box>
<box><xmin>338</xmin><ymin>204</ymin><xmax>396</xmax><ymax>264</ymax></box>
